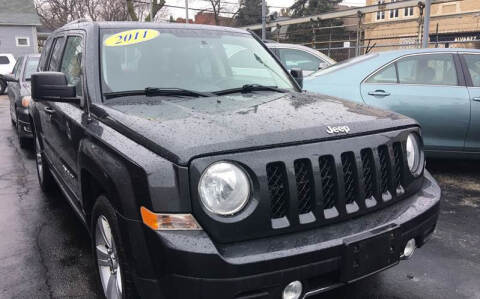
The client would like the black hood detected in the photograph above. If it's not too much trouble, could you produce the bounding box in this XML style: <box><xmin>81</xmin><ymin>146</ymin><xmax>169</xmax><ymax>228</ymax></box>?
<box><xmin>97</xmin><ymin>91</ymin><xmax>415</xmax><ymax>165</ymax></box>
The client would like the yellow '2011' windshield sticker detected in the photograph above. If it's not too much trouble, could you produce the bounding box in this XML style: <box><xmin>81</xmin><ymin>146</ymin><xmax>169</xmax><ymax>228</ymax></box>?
<box><xmin>104</xmin><ymin>29</ymin><xmax>159</xmax><ymax>47</ymax></box>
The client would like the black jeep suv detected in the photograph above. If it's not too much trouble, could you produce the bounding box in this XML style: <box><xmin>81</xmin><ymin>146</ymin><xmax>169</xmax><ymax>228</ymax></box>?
<box><xmin>30</xmin><ymin>21</ymin><xmax>441</xmax><ymax>299</ymax></box>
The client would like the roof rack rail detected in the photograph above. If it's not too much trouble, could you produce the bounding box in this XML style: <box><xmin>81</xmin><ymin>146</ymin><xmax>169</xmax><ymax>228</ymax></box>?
<box><xmin>66</xmin><ymin>18</ymin><xmax>90</xmax><ymax>25</ymax></box>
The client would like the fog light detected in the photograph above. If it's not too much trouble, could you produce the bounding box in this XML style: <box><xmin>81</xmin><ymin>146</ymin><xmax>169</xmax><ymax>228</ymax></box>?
<box><xmin>402</xmin><ymin>238</ymin><xmax>416</xmax><ymax>260</ymax></box>
<box><xmin>283</xmin><ymin>281</ymin><xmax>302</xmax><ymax>299</ymax></box>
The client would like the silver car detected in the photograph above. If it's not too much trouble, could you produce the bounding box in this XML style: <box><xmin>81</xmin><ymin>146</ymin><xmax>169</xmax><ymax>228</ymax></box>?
<box><xmin>266</xmin><ymin>42</ymin><xmax>336</xmax><ymax>76</ymax></box>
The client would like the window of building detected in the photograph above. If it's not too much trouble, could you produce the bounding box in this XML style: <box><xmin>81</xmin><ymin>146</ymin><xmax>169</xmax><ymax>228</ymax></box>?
<box><xmin>376</xmin><ymin>0</ymin><xmax>386</xmax><ymax>21</ymax></box>
<box><xmin>404</xmin><ymin>6</ymin><xmax>414</xmax><ymax>17</ymax></box>
<box><xmin>390</xmin><ymin>0</ymin><xmax>399</xmax><ymax>19</ymax></box>
<box><xmin>16</xmin><ymin>37</ymin><xmax>30</xmax><ymax>47</ymax></box>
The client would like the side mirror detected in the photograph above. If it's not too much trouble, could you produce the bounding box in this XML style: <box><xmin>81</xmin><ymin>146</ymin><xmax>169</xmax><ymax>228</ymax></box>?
<box><xmin>31</xmin><ymin>72</ymin><xmax>79</xmax><ymax>104</ymax></box>
<box><xmin>290</xmin><ymin>68</ymin><xmax>303</xmax><ymax>89</ymax></box>
<box><xmin>2</xmin><ymin>74</ymin><xmax>18</xmax><ymax>82</ymax></box>
<box><xmin>318</xmin><ymin>62</ymin><xmax>329</xmax><ymax>70</ymax></box>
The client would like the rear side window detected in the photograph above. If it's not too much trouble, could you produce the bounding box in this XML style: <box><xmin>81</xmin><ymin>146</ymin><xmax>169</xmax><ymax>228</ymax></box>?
<box><xmin>397</xmin><ymin>54</ymin><xmax>457</xmax><ymax>86</ymax></box>
<box><xmin>367</xmin><ymin>63</ymin><xmax>397</xmax><ymax>83</ymax></box>
<box><xmin>278</xmin><ymin>48</ymin><xmax>322</xmax><ymax>71</ymax></box>
<box><xmin>0</xmin><ymin>56</ymin><xmax>9</xmax><ymax>64</ymax></box>
<box><xmin>47</xmin><ymin>37</ymin><xmax>65</xmax><ymax>71</ymax></box>
<box><xmin>463</xmin><ymin>54</ymin><xmax>480</xmax><ymax>87</ymax></box>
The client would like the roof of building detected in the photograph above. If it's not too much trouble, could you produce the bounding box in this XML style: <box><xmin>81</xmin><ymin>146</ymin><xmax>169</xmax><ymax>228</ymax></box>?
<box><xmin>0</xmin><ymin>0</ymin><xmax>41</xmax><ymax>26</ymax></box>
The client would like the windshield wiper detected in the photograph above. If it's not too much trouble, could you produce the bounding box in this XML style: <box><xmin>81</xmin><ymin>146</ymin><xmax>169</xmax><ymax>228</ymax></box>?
<box><xmin>213</xmin><ymin>84</ymin><xmax>286</xmax><ymax>96</ymax></box>
<box><xmin>104</xmin><ymin>87</ymin><xmax>214</xmax><ymax>99</ymax></box>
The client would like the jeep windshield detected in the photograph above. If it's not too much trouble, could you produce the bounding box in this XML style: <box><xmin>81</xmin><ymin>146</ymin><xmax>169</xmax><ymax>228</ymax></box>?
<box><xmin>100</xmin><ymin>28</ymin><xmax>297</xmax><ymax>99</ymax></box>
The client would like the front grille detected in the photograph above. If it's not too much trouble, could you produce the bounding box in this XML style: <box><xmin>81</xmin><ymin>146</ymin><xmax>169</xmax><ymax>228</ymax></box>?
<box><xmin>393</xmin><ymin>142</ymin><xmax>403</xmax><ymax>189</ymax></box>
<box><xmin>265</xmin><ymin>142</ymin><xmax>408</xmax><ymax>228</ymax></box>
<box><xmin>361</xmin><ymin>149</ymin><xmax>375</xmax><ymax>199</ymax></box>
<box><xmin>378</xmin><ymin>145</ymin><xmax>391</xmax><ymax>194</ymax></box>
<box><xmin>266</xmin><ymin>162</ymin><xmax>289</xmax><ymax>219</ymax></box>
<box><xmin>319</xmin><ymin>155</ymin><xmax>337</xmax><ymax>209</ymax></box>
<box><xmin>294</xmin><ymin>159</ymin><xmax>315</xmax><ymax>214</ymax></box>
<box><xmin>341</xmin><ymin>152</ymin><xmax>358</xmax><ymax>204</ymax></box>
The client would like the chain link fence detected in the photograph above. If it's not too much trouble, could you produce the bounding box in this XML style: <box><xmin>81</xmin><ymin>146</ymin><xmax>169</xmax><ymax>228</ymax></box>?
<box><xmin>259</xmin><ymin>5</ymin><xmax>480</xmax><ymax>62</ymax></box>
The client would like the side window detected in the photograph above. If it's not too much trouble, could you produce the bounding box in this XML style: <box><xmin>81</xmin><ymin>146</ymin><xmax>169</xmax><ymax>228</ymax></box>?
<box><xmin>0</xmin><ymin>56</ymin><xmax>9</xmax><ymax>65</ymax></box>
<box><xmin>13</xmin><ymin>57</ymin><xmax>24</xmax><ymax>79</ymax></box>
<box><xmin>60</xmin><ymin>36</ymin><xmax>83</xmax><ymax>97</ymax></box>
<box><xmin>397</xmin><ymin>54</ymin><xmax>458</xmax><ymax>86</ymax></box>
<box><xmin>463</xmin><ymin>54</ymin><xmax>480</xmax><ymax>87</ymax></box>
<box><xmin>278</xmin><ymin>48</ymin><xmax>322</xmax><ymax>71</ymax></box>
<box><xmin>11</xmin><ymin>58</ymin><xmax>22</xmax><ymax>76</ymax></box>
<box><xmin>367</xmin><ymin>63</ymin><xmax>397</xmax><ymax>84</ymax></box>
<box><xmin>47</xmin><ymin>36</ymin><xmax>65</xmax><ymax>71</ymax></box>
<box><xmin>38</xmin><ymin>38</ymin><xmax>54</xmax><ymax>71</ymax></box>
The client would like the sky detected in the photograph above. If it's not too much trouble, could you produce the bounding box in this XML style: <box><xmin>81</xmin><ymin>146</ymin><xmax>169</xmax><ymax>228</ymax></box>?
<box><xmin>161</xmin><ymin>0</ymin><xmax>366</xmax><ymax>21</ymax></box>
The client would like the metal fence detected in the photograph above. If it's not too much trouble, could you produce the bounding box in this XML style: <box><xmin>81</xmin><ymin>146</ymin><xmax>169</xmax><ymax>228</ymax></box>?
<box><xmin>256</xmin><ymin>2</ymin><xmax>480</xmax><ymax>62</ymax></box>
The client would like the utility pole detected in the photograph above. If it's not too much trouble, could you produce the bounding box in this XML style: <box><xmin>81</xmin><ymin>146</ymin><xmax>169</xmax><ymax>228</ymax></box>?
<box><xmin>150</xmin><ymin>0</ymin><xmax>154</xmax><ymax>22</ymax></box>
<box><xmin>185</xmin><ymin>0</ymin><xmax>189</xmax><ymax>23</ymax></box>
<box><xmin>422</xmin><ymin>0</ymin><xmax>432</xmax><ymax>48</ymax></box>
<box><xmin>261</xmin><ymin>0</ymin><xmax>266</xmax><ymax>40</ymax></box>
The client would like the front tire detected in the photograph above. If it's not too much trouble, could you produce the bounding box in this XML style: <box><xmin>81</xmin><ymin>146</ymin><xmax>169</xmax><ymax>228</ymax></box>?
<box><xmin>34</xmin><ymin>133</ymin><xmax>54</xmax><ymax>192</ymax></box>
<box><xmin>17</xmin><ymin>116</ymin><xmax>30</xmax><ymax>149</ymax></box>
<box><xmin>0</xmin><ymin>79</ymin><xmax>6</xmax><ymax>95</ymax></box>
<box><xmin>92</xmin><ymin>196</ymin><xmax>136</xmax><ymax>299</ymax></box>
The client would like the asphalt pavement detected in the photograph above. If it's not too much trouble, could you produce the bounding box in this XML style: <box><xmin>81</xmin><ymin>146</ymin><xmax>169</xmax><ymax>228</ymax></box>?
<box><xmin>0</xmin><ymin>95</ymin><xmax>478</xmax><ymax>299</ymax></box>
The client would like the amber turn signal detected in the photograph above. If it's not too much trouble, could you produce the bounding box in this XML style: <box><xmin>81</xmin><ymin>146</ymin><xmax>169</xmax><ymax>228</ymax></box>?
<box><xmin>140</xmin><ymin>206</ymin><xmax>202</xmax><ymax>231</ymax></box>
<box><xmin>21</xmin><ymin>96</ymin><xmax>31</xmax><ymax>108</ymax></box>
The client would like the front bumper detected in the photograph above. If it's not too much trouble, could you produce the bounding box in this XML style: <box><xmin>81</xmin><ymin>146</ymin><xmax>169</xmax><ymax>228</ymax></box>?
<box><xmin>125</xmin><ymin>171</ymin><xmax>440</xmax><ymax>299</ymax></box>
<box><xmin>16</xmin><ymin>107</ymin><xmax>33</xmax><ymax>138</ymax></box>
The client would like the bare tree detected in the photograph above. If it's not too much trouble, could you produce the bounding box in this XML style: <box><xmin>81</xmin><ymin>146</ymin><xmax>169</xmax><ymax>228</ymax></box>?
<box><xmin>126</xmin><ymin>0</ymin><xmax>165</xmax><ymax>22</ymax></box>
<box><xmin>35</xmin><ymin>0</ymin><xmax>130</xmax><ymax>30</ymax></box>
<box><xmin>204</xmin><ymin>0</ymin><xmax>240</xmax><ymax>25</ymax></box>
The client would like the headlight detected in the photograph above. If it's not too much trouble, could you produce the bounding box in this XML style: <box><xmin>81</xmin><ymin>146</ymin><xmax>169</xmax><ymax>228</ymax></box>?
<box><xmin>198</xmin><ymin>162</ymin><xmax>250</xmax><ymax>216</ymax></box>
<box><xmin>406</xmin><ymin>133</ymin><xmax>423</xmax><ymax>176</ymax></box>
<box><xmin>21</xmin><ymin>96</ymin><xmax>31</xmax><ymax>108</ymax></box>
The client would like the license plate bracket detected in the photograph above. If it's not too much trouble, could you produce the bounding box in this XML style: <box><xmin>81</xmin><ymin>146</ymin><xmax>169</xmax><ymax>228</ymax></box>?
<box><xmin>340</xmin><ymin>224</ymin><xmax>401</xmax><ymax>283</ymax></box>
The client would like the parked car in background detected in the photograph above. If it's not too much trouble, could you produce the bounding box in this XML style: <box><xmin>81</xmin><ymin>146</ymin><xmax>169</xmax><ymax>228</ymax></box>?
<box><xmin>304</xmin><ymin>48</ymin><xmax>480</xmax><ymax>159</ymax></box>
<box><xmin>0</xmin><ymin>53</ymin><xmax>16</xmax><ymax>94</ymax></box>
<box><xmin>5</xmin><ymin>54</ymin><xmax>40</xmax><ymax>148</ymax></box>
<box><xmin>266</xmin><ymin>42</ymin><xmax>336</xmax><ymax>76</ymax></box>
<box><xmin>30</xmin><ymin>21</ymin><xmax>440</xmax><ymax>299</ymax></box>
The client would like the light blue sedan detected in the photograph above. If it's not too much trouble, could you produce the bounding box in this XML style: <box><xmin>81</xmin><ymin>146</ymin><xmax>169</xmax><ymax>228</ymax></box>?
<box><xmin>304</xmin><ymin>48</ymin><xmax>480</xmax><ymax>158</ymax></box>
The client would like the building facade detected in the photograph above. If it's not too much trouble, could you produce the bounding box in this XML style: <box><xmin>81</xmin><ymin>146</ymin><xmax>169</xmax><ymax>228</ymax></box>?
<box><xmin>0</xmin><ymin>0</ymin><xmax>41</xmax><ymax>58</ymax></box>
<box><xmin>363</xmin><ymin>0</ymin><xmax>480</xmax><ymax>51</ymax></box>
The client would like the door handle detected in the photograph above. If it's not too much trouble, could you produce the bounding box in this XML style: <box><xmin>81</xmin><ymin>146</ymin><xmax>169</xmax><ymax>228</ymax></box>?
<box><xmin>44</xmin><ymin>107</ymin><xmax>55</xmax><ymax>114</ymax></box>
<box><xmin>472</xmin><ymin>97</ymin><xmax>480</xmax><ymax>102</ymax></box>
<box><xmin>368</xmin><ymin>90</ymin><xmax>391</xmax><ymax>97</ymax></box>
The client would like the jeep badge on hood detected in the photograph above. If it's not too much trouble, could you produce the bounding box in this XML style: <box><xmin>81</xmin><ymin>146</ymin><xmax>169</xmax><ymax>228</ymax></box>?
<box><xmin>326</xmin><ymin>125</ymin><xmax>351</xmax><ymax>134</ymax></box>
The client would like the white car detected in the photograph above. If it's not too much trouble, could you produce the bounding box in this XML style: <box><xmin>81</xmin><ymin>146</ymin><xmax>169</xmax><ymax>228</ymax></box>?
<box><xmin>266</xmin><ymin>43</ymin><xmax>336</xmax><ymax>76</ymax></box>
<box><xmin>0</xmin><ymin>53</ymin><xmax>16</xmax><ymax>94</ymax></box>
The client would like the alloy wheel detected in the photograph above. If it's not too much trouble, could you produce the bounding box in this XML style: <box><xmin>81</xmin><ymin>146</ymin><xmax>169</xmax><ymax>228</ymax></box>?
<box><xmin>96</xmin><ymin>215</ymin><xmax>123</xmax><ymax>299</ymax></box>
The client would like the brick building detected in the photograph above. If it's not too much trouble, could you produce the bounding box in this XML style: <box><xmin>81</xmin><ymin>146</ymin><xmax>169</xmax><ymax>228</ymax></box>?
<box><xmin>363</xmin><ymin>0</ymin><xmax>480</xmax><ymax>51</ymax></box>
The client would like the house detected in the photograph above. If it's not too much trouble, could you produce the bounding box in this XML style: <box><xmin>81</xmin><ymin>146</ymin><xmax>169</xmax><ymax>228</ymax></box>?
<box><xmin>0</xmin><ymin>0</ymin><xmax>41</xmax><ymax>57</ymax></box>
<box><xmin>364</xmin><ymin>0</ymin><xmax>480</xmax><ymax>51</ymax></box>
